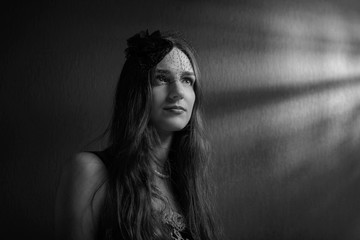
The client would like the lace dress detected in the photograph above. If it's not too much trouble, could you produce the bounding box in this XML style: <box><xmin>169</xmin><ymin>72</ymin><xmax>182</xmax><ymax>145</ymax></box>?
<box><xmin>90</xmin><ymin>150</ymin><xmax>194</xmax><ymax>240</ymax></box>
<box><xmin>160</xmin><ymin>205</ymin><xmax>194</xmax><ymax>240</ymax></box>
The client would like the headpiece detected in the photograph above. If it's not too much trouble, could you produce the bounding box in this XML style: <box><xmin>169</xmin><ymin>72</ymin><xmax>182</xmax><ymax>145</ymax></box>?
<box><xmin>125</xmin><ymin>30</ymin><xmax>173</xmax><ymax>71</ymax></box>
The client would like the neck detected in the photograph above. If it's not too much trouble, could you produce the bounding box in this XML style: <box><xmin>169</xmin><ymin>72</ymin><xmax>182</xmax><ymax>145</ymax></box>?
<box><xmin>153</xmin><ymin>130</ymin><xmax>173</xmax><ymax>169</ymax></box>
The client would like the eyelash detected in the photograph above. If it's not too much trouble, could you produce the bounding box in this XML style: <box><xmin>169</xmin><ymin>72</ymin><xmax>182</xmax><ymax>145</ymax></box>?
<box><xmin>156</xmin><ymin>75</ymin><xmax>169</xmax><ymax>83</ymax></box>
<box><xmin>183</xmin><ymin>77</ymin><xmax>194</xmax><ymax>86</ymax></box>
<box><xmin>155</xmin><ymin>75</ymin><xmax>195</xmax><ymax>86</ymax></box>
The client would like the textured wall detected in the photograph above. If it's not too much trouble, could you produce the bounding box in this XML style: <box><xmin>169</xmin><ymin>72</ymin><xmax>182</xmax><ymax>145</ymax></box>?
<box><xmin>1</xmin><ymin>0</ymin><xmax>360</xmax><ymax>239</ymax></box>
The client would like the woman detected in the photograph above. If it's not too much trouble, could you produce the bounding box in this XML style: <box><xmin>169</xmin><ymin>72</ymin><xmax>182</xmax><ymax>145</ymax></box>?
<box><xmin>55</xmin><ymin>30</ymin><xmax>219</xmax><ymax>240</ymax></box>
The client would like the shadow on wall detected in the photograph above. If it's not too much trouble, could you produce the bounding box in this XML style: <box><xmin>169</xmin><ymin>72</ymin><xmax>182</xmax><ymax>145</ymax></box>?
<box><xmin>206</xmin><ymin>78</ymin><xmax>360</xmax><ymax>239</ymax></box>
<box><xmin>201</xmin><ymin>1</ymin><xmax>360</xmax><ymax>239</ymax></box>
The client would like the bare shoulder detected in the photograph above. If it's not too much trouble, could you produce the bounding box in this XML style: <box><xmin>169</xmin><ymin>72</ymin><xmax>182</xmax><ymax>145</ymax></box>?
<box><xmin>57</xmin><ymin>152</ymin><xmax>107</xmax><ymax>192</ymax></box>
<box><xmin>68</xmin><ymin>152</ymin><xmax>108</xmax><ymax>181</ymax></box>
<box><xmin>55</xmin><ymin>152</ymin><xmax>108</xmax><ymax>240</ymax></box>
<box><xmin>71</xmin><ymin>152</ymin><xmax>106</xmax><ymax>171</ymax></box>
<box><xmin>59</xmin><ymin>151</ymin><xmax>109</xmax><ymax>204</ymax></box>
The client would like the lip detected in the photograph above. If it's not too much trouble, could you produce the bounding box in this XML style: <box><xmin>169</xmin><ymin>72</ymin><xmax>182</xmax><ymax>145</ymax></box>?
<box><xmin>163</xmin><ymin>105</ymin><xmax>186</xmax><ymax>111</ymax></box>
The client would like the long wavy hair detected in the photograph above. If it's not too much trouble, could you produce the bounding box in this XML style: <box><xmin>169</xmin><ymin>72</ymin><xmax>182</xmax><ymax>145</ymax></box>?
<box><xmin>98</xmin><ymin>31</ymin><xmax>218</xmax><ymax>240</ymax></box>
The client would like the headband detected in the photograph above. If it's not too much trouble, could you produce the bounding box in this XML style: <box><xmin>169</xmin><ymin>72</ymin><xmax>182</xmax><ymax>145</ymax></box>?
<box><xmin>125</xmin><ymin>30</ymin><xmax>174</xmax><ymax>71</ymax></box>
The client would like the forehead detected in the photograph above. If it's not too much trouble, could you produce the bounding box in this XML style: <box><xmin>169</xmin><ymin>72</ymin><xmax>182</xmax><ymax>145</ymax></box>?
<box><xmin>156</xmin><ymin>47</ymin><xmax>194</xmax><ymax>73</ymax></box>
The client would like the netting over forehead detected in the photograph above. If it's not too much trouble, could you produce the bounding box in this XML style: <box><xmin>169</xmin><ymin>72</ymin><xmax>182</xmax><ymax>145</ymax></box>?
<box><xmin>125</xmin><ymin>30</ymin><xmax>173</xmax><ymax>71</ymax></box>
<box><xmin>160</xmin><ymin>47</ymin><xmax>194</xmax><ymax>73</ymax></box>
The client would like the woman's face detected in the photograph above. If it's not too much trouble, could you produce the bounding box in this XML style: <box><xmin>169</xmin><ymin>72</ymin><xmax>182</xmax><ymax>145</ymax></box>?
<box><xmin>150</xmin><ymin>47</ymin><xmax>196</xmax><ymax>134</ymax></box>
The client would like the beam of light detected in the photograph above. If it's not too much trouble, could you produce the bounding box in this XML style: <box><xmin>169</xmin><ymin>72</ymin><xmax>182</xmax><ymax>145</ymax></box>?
<box><xmin>205</xmin><ymin>1</ymin><xmax>360</xmax><ymax>176</ymax></box>
<box><xmin>199</xmin><ymin>1</ymin><xmax>360</xmax><ymax>92</ymax></box>
<box><xmin>264</xmin><ymin>3</ymin><xmax>360</xmax><ymax>85</ymax></box>
<box><xmin>184</xmin><ymin>2</ymin><xmax>360</xmax><ymax>238</ymax></box>
<box><xmin>209</xmin><ymin>81</ymin><xmax>360</xmax><ymax>171</ymax></box>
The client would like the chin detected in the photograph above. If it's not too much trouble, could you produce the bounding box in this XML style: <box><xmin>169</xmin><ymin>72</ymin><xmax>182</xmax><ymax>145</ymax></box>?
<box><xmin>162</xmin><ymin>124</ymin><xmax>187</xmax><ymax>132</ymax></box>
<box><xmin>156</xmin><ymin>120</ymin><xmax>189</xmax><ymax>132</ymax></box>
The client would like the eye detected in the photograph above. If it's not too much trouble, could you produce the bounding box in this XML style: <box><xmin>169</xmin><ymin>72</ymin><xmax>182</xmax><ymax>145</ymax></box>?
<box><xmin>182</xmin><ymin>77</ymin><xmax>195</xmax><ymax>86</ymax></box>
<box><xmin>155</xmin><ymin>74</ymin><xmax>170</xmax><ymax>84</ymax></box>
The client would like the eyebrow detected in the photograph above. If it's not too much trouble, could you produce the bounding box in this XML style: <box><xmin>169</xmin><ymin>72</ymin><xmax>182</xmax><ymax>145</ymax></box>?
<box><xmin>155</xmin><ymin>69</ymin><xmax>195</xmax><ymax>76</ymax></box>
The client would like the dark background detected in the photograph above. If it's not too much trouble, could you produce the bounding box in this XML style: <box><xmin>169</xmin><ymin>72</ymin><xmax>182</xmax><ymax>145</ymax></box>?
<box><xmin>1</xmin><ymin>0</ymin><xmax>360</xmax><ymax>239</ymax></box>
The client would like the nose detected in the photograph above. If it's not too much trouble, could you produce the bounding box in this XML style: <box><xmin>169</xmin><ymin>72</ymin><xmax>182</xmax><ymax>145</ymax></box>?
<box><xmin>167</xmin><ymin>79</ymin><xmax>184</xmax><ymax>102</ymax></box>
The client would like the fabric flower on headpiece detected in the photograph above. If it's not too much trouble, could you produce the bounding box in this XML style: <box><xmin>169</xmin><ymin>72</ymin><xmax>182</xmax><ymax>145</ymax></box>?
<box><xmin>125</xmin><ymin>30</ymin><xmax>173</xmax><ymax>70</ymax></box>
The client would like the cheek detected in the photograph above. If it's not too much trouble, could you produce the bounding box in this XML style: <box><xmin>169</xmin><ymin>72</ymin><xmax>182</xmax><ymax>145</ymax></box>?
<box><xmin>190</xmin><ymin>89</ymin><xmax>196</xmax><ymax>103</ymax></box>
<box><xmin>151</xmin><ymin>88</ymin><xmax>166</xmax><ymax>107</ymax></box>
<box><xmin>187</xmin><ymin>91</ymin><xmax>196</xmax><ymax>111</ymax></box>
